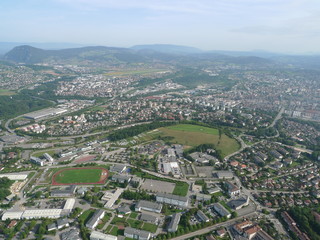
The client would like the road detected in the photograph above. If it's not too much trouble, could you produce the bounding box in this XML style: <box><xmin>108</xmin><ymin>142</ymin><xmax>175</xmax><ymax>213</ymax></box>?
<box><xmin>269</xmin><ymin>107</ymin><xmax>284</xmax><ymax>128</ymax></box>
<box><xmin>170</xmin><ymin>212</ymin><xmax>258</xmax><ymax>240</ymax></box>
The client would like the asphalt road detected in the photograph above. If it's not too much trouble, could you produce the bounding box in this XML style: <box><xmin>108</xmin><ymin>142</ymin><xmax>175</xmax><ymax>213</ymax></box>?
<box><xmin>170</xmin><ymin>212</ymin><xmax>257</xmax><ymax>240</ymax></box>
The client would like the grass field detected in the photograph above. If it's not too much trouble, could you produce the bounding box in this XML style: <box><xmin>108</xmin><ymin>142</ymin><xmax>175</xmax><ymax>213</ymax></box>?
<box><xmin>79</xmin><ymin>209</ymin><xmax>95</xmax><ymax>224</ymax></box>
<box><xmin>141</xmin><ymin>223</ymin><xmax>158</xmax><ymax>233</ymax></box>
<box><xmin>52</xmin><ymin>168</ymin><xmax>106</xmax><ymax>184</ymax></box>
<box><xmin>0</xmin><ymin>89</ymin><xmax>16</xmax><ymax>96</ymax></box>
<box><xmin>172</xmin><ymin>182</ymin><xmax>189</xmax><ymax>196</ymax></box>
<box><xmin>159</xmin><ymin>124</ymin><xmax>240</xmax><ymax>157</ymax></box>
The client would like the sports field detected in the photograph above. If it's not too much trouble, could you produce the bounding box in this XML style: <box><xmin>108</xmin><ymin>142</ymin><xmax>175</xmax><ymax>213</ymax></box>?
<box><xmin>159</xmin><ymin>124</ymin><xmax>240</xmax><ymax>157</ymax></box>
<box><xmin>52</xmin><ymin>167</ymin><xmax>108</xmax><ymax>185</ymax></box>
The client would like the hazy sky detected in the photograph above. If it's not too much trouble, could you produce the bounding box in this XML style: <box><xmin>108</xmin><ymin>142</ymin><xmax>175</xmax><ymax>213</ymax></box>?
<box><xmin>1</xmin><ymin>0</ymin><xmax>320</xmax><ymax>53</ymax></box>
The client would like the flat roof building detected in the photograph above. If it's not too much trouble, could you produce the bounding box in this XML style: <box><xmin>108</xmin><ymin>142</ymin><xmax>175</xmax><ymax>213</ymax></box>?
<box><xmin>102</xmin><ymin>188</ymin><xmax>124</xmax><ymax>209</ymax></box>
<box><xmin>63</xmin><ymin>198</ymin><xmax>76</xmax><ymax>210</ymax></box>
<box><xmin>51</xmin><ymin>185</ymin><xmax>77</xmax><ymax>198</ymax></box>
<box><xmin>215</xmin><ymin>171</ymin><xmax>234</xmax><ymax>179</ymax></box>
<box><xmin>90</xmin><ymin>231</ymin><xmax>118</xmax><ymax>240</ymax></box>
<box><xmin>135</xmin><ymin>200</ymin><xmax>162</xmax><ymax>213</ymax></box>
<box><xmin>0</xmin><ymin>173</ymin><xmax>28</xmax><ymax>181</ymax></box>
<box><xmin>140</xmin><ymin>213</ymin><xmax>158</xmax><ymax>225</ymax></box>
<box><xmin>124</xmin><ymin>227</ymin><xmax>151</xmax><ymax>240</ymax></box>
<box><xmin>23</xmin><ymin>108</ymin><xmax>67</xmax><ymax>120</ymax></box>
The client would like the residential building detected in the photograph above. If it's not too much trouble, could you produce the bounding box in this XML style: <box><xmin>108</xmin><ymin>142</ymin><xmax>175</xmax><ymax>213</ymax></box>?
<box><xmin>197</xmin><ymin>210</ymin><xmax>210</xmax><ymax>222</ymax></box>
<box><xmin>86</xmin><ymin>209</ymin><xmax>105</xmax><ymax>229</ymax></box>
<box><xmin>167</xmin><ymin>213</ymin><xmax>181</xmax><ymax>232</ymax></box>
<box><xmin>156</xmin><ymin>193</ymin><xmax>188</xmax><ymax>208</ymax></box>
<box><xmin>213</xmin><ymin>203</ymin><xmax>231</xmax><ymax>218</ymax></box>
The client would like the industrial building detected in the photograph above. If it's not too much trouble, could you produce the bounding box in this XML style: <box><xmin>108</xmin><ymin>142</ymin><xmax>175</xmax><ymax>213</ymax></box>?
<box><xmin>2</xmin><ymin>209</ymin><xmax>63</xmax><ymax>220</ymax></box>
<box><xmin>1</xmin><ymin>199</ymin><xmax>75</xmax><ymax>220</ymax></box>
<box><xmin>135</xmin><ymin>200</ymin><xmax>162</xmax><ymax>213</ymax></box>
<box><xmin>0</xmin><ymin>173</ymin><xmax>28</xmax><ymax>181</ymax></box>
<box><xmin>156</xmin><ymin>193</ymin><xmax>188</xmax><ymax>208</ymax></box>
<box><xmin>23</xmin><ymin>108</ymin><xmax>68</xmax><ymax>120</ymax></box>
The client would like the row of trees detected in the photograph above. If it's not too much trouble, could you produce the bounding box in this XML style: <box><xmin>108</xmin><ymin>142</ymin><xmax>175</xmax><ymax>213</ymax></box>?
<box><xmin>108</xmin><ymin>121</ymin><xmax>176</xmax><ymax>141</ymax></box>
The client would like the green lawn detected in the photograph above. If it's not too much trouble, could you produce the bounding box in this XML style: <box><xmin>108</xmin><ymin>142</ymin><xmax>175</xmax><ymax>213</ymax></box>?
<box><xmin>129</xmin><ymin>212</ymin><xmax>138</xmax><ymax>219</ymax></box>
<box><xmin>79</xmin><ymin>209</ymin><xmax>96</xmax><ymax>224</ymax></box>
<box><xmin>159</xmin><ymin>124</ymin><xmax>240</xmax><ymax>157</ymax></box>
<box><xmin>127</xmin><ymin>219</ymin><xmax>143</xmax><ymax>229</ymax></box>
<box><xmin>109</xmin><ymin>226</ymin><xmax>119</xmax><ymax>236</ymax></box>
<box><xmin>111</xmin><ymin>216</ymin><xmax>127</xmax><ymax>225</ymax></box>
<box><xmin>141</xmin><ymin>223</ymin><xmax>158</xmax><ymax>233</ymax></box>
<box><xmin>172</xmin><ymin>182</ymin><xmax>189</xmax><ymax>196</ymax></box>
<box><xmin>96</xmin><ymin>213</ymin><xmax>112</xmax><ymax>230</ymax></box>
<box><xmin>53</xmin><ymin>168</ymin><xmax>102</xmax><ymax>184</ymax></box>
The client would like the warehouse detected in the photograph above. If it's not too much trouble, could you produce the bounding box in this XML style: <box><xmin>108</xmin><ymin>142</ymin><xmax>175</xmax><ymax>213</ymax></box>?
<box><xmin>23</xmin><ymin>108</ymin><xmax>68</xmax><ymax>120</ymax></box>
<box><xmin>0</xmin><ymin>173</ymin><xmax>28</xmax><ymax>181</ymax></box>
<box><xmin>23</xmin><ymin>209</ymin><xmax>62</xmax><ymax>219</ymax></box>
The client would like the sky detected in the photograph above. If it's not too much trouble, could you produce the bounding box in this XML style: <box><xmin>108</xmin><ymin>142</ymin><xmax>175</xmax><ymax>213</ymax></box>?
<box><xmin>1</xmin><ymin>0</ymin><xmax>320</xmax><ymax>53</ymax></box>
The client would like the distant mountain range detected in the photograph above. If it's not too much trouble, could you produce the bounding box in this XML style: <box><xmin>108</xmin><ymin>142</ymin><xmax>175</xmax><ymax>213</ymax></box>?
<box><xmin>0</xmin><ymin>42</ymin><xmax>85</xmax><ymax>55</ymax></box>
<box><xmin>2</xmin><ymin>44</ymin><xmax>278</xmax><ymax>66</ymax></box>
<box><xmin>2</xmin><ymin>43</ymin><xmax>320</xmax><ymax>69</ymax></box>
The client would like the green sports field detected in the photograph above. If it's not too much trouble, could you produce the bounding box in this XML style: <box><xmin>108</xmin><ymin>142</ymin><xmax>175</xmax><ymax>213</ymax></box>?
<box><xmin>53</xmin><ymin>168</ymin><xmax>104</xmax><ymax>184</ymax></box>
<box><xmin>159</xmin><ymin>124</ymin><xmax>240</xmax><ymax>157</ymax></box>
